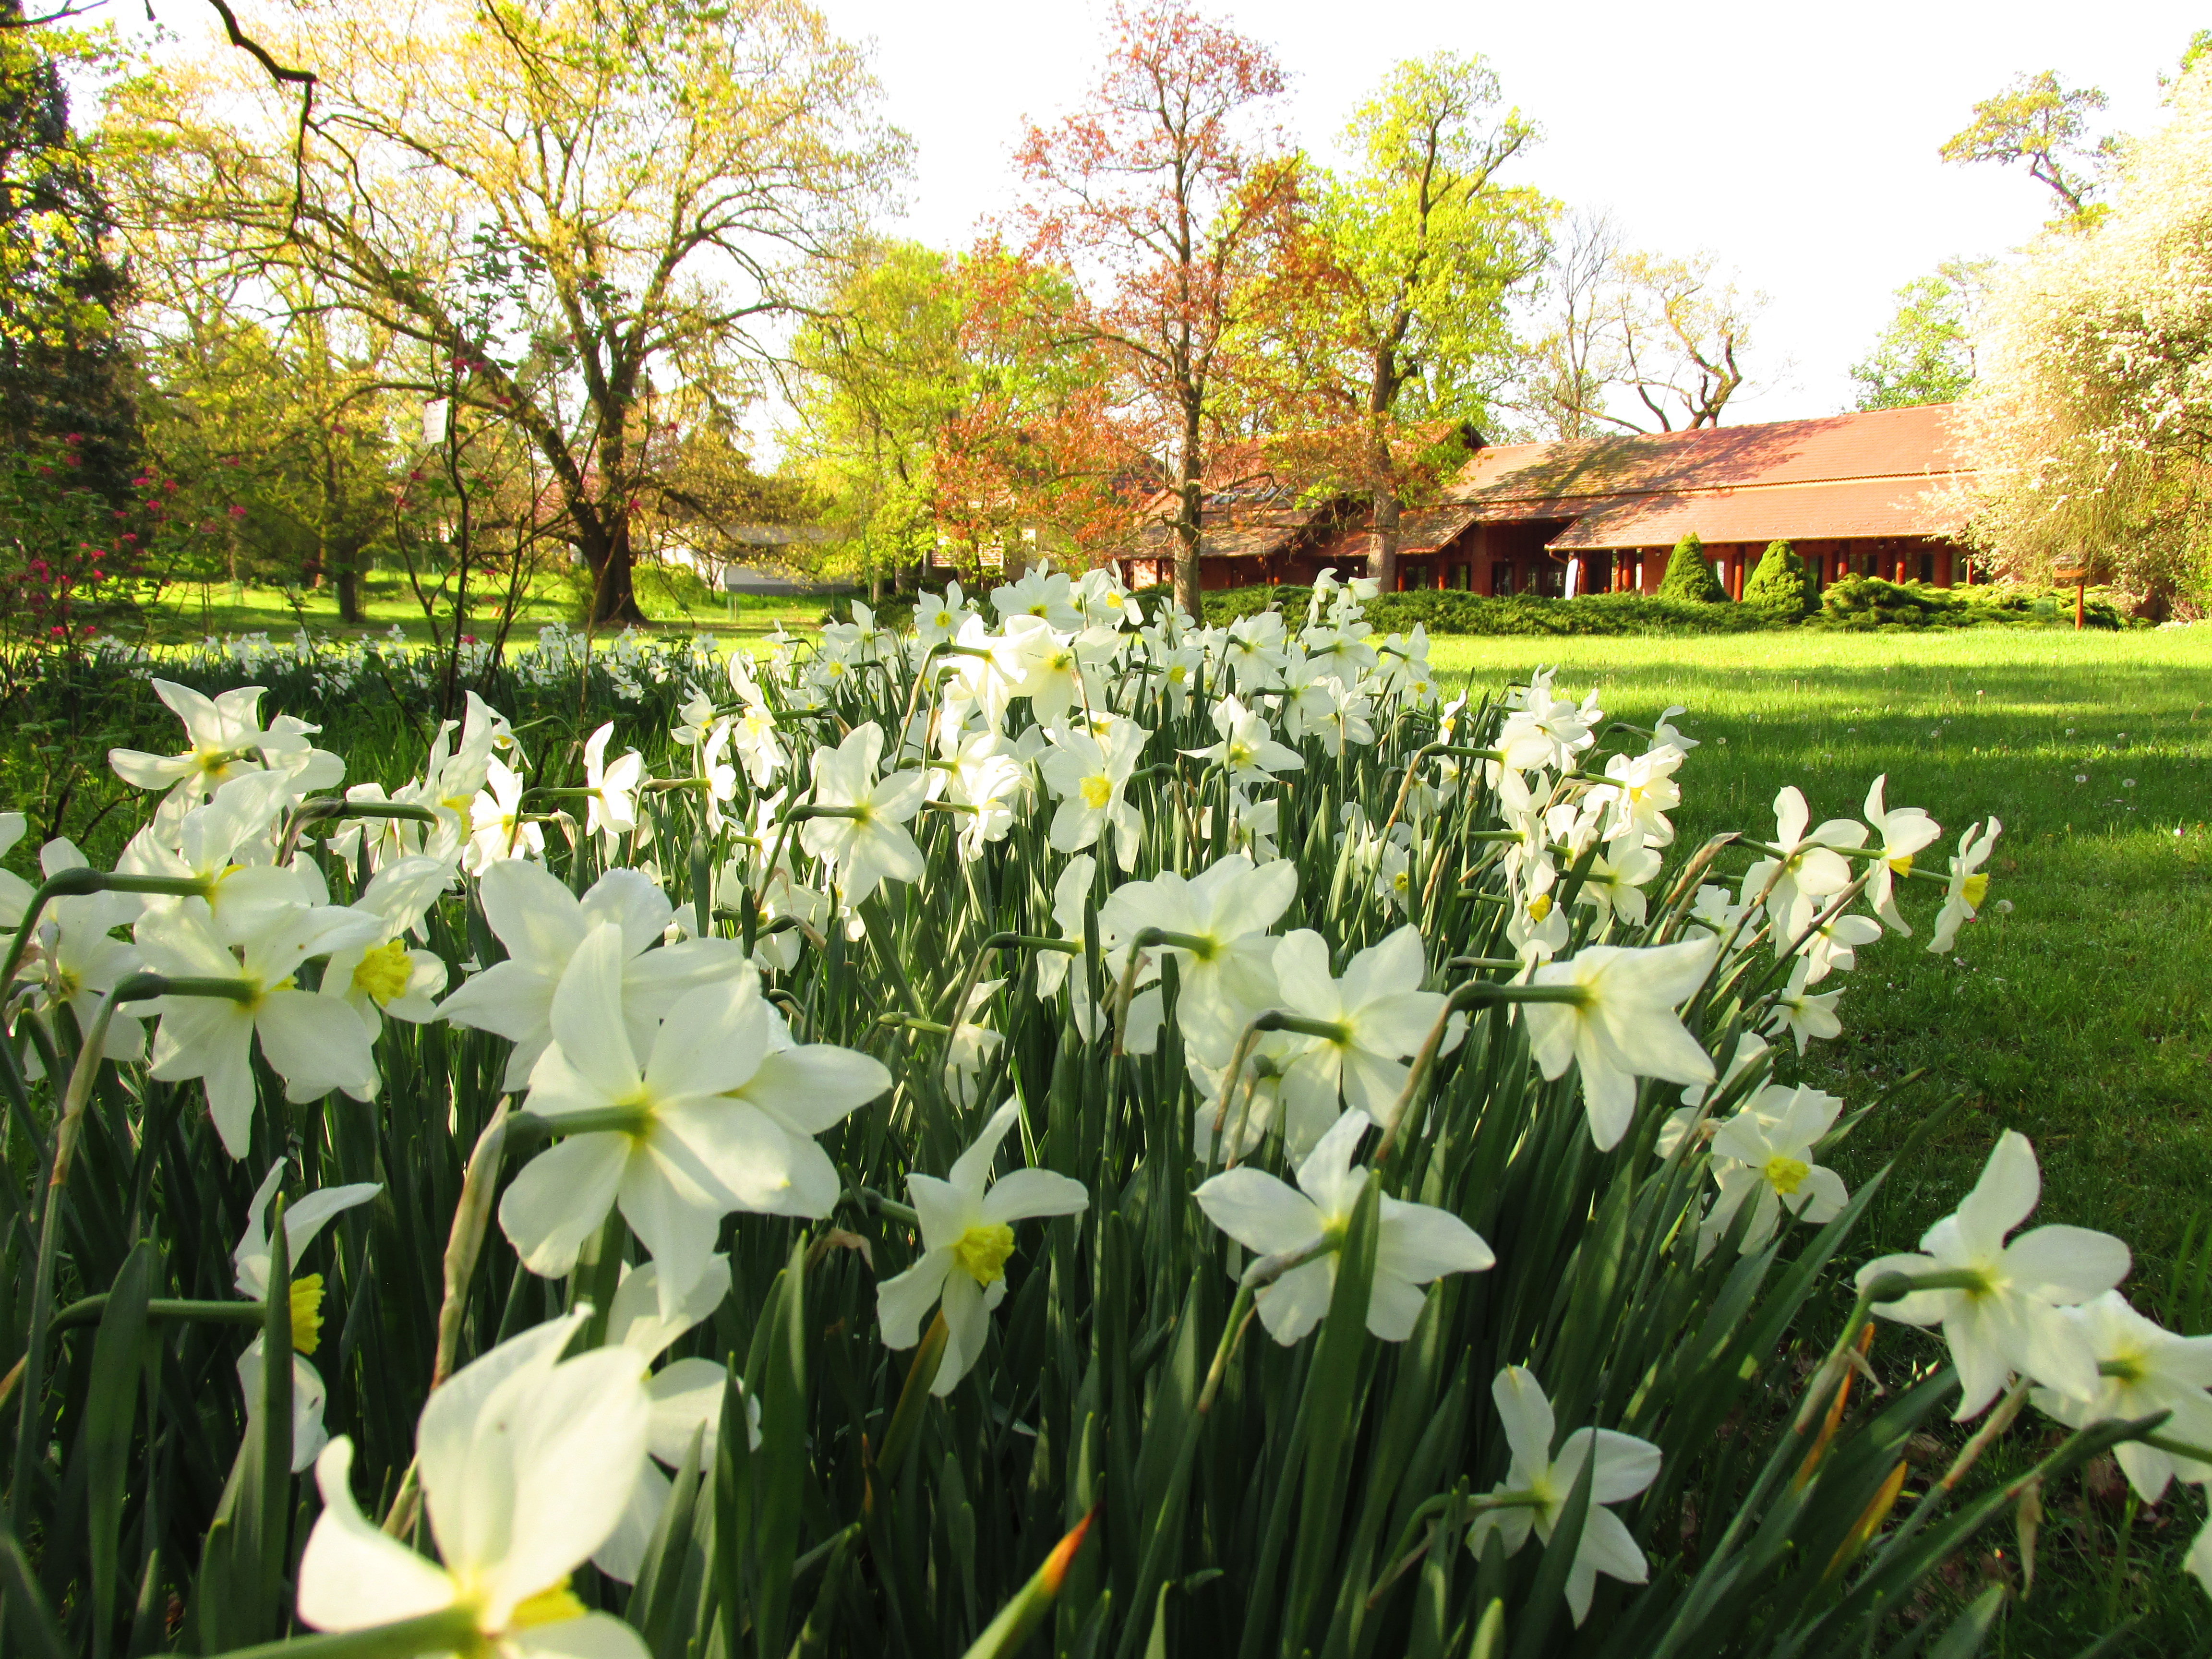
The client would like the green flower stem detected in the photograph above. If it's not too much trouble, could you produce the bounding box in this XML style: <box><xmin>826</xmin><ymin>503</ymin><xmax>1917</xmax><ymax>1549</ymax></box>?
<box><xmin>0</xmin><ymin>872</ymin><xmax>209</xmax><ymax>990</ymax></box>
<box><xmin>185</xmin><ymin>1606</ymin><xmax>481</xmax><ymax>1659</ymax></box>
<box><xmin>8</xmin><ymin>970</ymin><xmax>181</xmax><ymax>1540</ymax></box>
<box><xmin>875</xmin><ymin>1310</ymin><xmax>948</xmax><ymax>1477</ymax></box>
<box><xmin>1375</xmin><ymin>982</ymin><xmax>1595</xmax><ymax>1170</ymax></box>
<box><xmin>47</xmin><ymin>1297</ymin><xmax>266</xmax><ymax>1334</ymax></box>
<box><xmin>506</xmin><ymin>1106</ymin><xmax>654</xmax><ymax>1140</ymax></box>
<box><xmin>276</xmin><ymin>798</ymin><xmax>440</xmax><ymax>864</ymax></box>
<box><xmin>1111</xmin><ymin>927</ymin><xmax>1215</xmax><ymax>1056</ymax></box>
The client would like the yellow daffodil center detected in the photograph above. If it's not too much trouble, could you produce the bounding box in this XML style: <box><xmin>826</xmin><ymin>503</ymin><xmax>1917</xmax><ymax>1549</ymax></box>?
<box><xmin>1167</xmin><ymin>665</ymin><xmax>1188</xmax><ymax>684</ymax></box>
<box><xmin>1226</xmin><ymin>740</ymin><xmax>1255</xmax><ymax>769</ymax></box>
<box><xmin>508</xmin><ymin>1583</ymin><xmax>587</xmax><ymax>1629</ymax></box>
<box><xmin>1392</xmin><ymin>869</ymin><xmax>1410</xmax><ymax>894</ymax></box>
<box><xmin>1526</xmin><ymin>893</ymin><xmax>1552</xmax><ymax>922</ymax></box>
<box><xmin>2101</xmin><ymin>1350</ymin><xmax>2147</xmax><ymax>1385</ymax></box>
<box><xmin>1762</xmin><ymin>1154</ymin><xmax>1811</xmax><ymax>1196</ymax></box>
<box><xmin>1080</xmin><ymin>774</ymin><xmax>1113</xmax><ymax>809</ymax></box>
<box><xmin>350</xmin><ymin>939</ymin><xmax>413</xmax><ymax>1005</ymax></box>
<box><xmin>289</xmin><ymin>1274</ymin><xmax>325</xmax><ymax>1355</ymax></box>
<box><xmin>1961</xmin><ymin>873</ymin><xmax>1989</xmax><ymax>907</ymax></box>
<box><xmin>951</xmin><ymin>1221</ymin><xmax>1016</xmax><ymax>1286</ymax></box>
<box><xmin>1887</xmin><ymin>853</ymin><xmax>1914</xmax><ymax>877</ymax></box>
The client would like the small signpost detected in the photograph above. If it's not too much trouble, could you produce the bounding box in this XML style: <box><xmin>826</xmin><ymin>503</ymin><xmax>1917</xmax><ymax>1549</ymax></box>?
<box><xmin>2052</xmin><ymin>554</ymin><xmax>2090</xmax><ymax>629</ymax></box>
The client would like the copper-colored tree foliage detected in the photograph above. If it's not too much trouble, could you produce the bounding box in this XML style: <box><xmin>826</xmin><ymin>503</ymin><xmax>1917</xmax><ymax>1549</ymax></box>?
<box><xmin>1010</xmin><ymin>1</ymin><xmax>1297</xmax><ymax>613</ymax></box>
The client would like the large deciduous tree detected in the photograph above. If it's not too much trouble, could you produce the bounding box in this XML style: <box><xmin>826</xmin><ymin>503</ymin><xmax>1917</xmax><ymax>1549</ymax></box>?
<box><xmin>1011</xmin><ymin>0</ymin><xmax>1296</xmax><ymax>615</ymax></box>
<box><xmin>1254</xmin><ymin>52</ymin><xmax>1546</xmax><ymax>592</ymax></box>
<box><xmin>120</xmin><ymin>0</ymin><xmax>904</xmax><ymax>625</ymax></box>
<box><xmin>1959</xmin><ymin>62</ymin><xmax>2212</xmax><ymax>615</ymax></box>
<box><xmin>1940</xmin><ymin>70</ymin><xmax>2114</xmax><ymax>229</ymax></box>
<box><xmin>1849</xmin><ymin>258</ymin><xmax>1990</xmax><ymax>411</ymax></box>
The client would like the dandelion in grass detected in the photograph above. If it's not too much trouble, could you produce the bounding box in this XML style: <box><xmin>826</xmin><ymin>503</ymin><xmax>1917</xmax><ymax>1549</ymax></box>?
<box><xmin>1192</xmin><ymin>1110</ymin><xmax>1492</xmax><ymax>1344</ymax></box>
<box><xmin>1466</xmin><ymin>1367</ymin><xmax>1661</xmax><ymax>1627</ymax></box>
<box><xmin>877</xmin><ymin>1102</ymin><xmax>1088</xmax><ymax>1396</ymax></box>
<box><xmin>1522</xmin><ymin>937</ymin><xmax>1720</xmax><ymax>1152</ymax></box>
<box><xmin>1857</xmin><ymin>1130</ymin><xmax>2128</xmax><ymax>1417</ymax></box>
<box><xmin>233</xmin><ymin>1164</ymin><xmax>379</xmax><ymax>1471</ymax></box>
<box><xmin>297</xmin><ymin>1314</ymin><xmax>651</xmax><ymax>1659</ymax></box>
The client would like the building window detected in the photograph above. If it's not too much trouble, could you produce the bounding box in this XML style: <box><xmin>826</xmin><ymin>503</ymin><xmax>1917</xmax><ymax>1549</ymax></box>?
<box><xmin>1491</xmin><ymin>561</ymin><xmax>1512</xmax><ymax>595</ymax></box>
<box><xmin>1918</xmin><ymin>552</ymin><xmax>1936</xmax><ymax>584</ymax></box>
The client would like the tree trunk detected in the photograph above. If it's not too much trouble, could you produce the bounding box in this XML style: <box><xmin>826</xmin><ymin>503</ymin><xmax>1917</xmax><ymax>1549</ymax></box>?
<box><xmin>581</xmin><ymin>511</ymin><xmax>649</xmax><ymax>627</ymax></box>
<box><xmin>1172</xmin><ymin>402</ymin><xmax>1204</xmax><ymax>618</ymax></box>
<box><xmin>1369</xmin><ymin>482</ymin><xmax>1402</xmax><ymax>594</ymax></box>
<box><xmin>335</xmin><ymin>541</ymin><xmax>364</xmax><ymax>625</ymax></box>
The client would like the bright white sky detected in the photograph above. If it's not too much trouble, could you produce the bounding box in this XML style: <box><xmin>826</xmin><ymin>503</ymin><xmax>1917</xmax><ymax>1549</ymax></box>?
<box><xmin>815</xmin><ymin>0</ymin><xmax>2200</xmax><ymax>429</ymax></box>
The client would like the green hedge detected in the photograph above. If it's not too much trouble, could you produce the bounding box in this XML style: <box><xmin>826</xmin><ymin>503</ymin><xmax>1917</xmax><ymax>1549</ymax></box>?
<box><xmin>1815</xmin><ymin>574</ymin><xmax>2128</xmax><ymax>631</ymax></box>
<box><xmin>1192</xmin><ymin>584</ymin><xmax>1763</xmax><ymax>636</ymax></box>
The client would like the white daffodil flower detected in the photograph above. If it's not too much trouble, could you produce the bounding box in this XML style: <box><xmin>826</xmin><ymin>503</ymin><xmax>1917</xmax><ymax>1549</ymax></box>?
<box><xmin>1466</xmin><ymin>1367</ymin><xmax>1661</xmax><ymax>1627</ymax></box>
<box><xmin>1700</xmin><ymin>1084</ymin><xmax>1850</xmax><ymax>1257</ymax></box>
<box><xmin>800</xmin><ymin>721</ymin><xmax>927</xmax><ymax>908</ymax></box>
<box><xmin>1928</xmin><ymin>817</ymin><xmax>2001</xmax><ymax>954</ymax></box>
<box><xmin>108</xmin><ymin>680</ymin><xmax>287</xmax><ymax>813</ymax></box>
<box><xmin>1862</xmin><ymin>775</ymin><xmax>1940</xmax><ymax>933</ymax></box>
<box><xmin>1194</xmin><ymin>1110</ymin><xmax>1492</xmax><ymax>1344</ymax></box>
<box><xmin>912</xmin><ymin>581</ymin><xmax>977</xmax><ymax>653</ymax></box>
<box><xmin>0</xmin><ymin>811</ymin><xmax>31</xmax><ymax>926</ymax></box>
<box><xmin>437</xmin><ymin>861</ymin><xmax>748</xmax><ymax>1090</ymax></box>
<box><xmin>1316</xmin><ymin>676</ymin><xmax>1375</xmax><ymax>757</ymax></box>
<box><xmin>1100</xmin><ymin>854</ymin><xmax>1298</xmax><ymax>1067</ymax></box>
<box><xmin>581</xmin><ymin>722</ymin><xmax>644</xmax><ymax>854</ymax></box>
<box><xmin>1523</xmin><ymin>938</ymin><xmax>1720</xmax><ymax>1152</ymax></box>
<box><xmin>1651</xmin><ymin>705</ymin><xmax>1699</xmax><ymax>752</ymax></box>
<box><xmin>320</xmin><ymin>854</ymin><xmax>453</xmax><ymax>1038</ymax></box>
<box><xmin>1595</xmin><ymin>746</ymin><xmax>1683</xmax><ymax>848</ymax></box>
<box><xmin>499</xmin><ymin>924</ymin><xmax>889</xmax><ymax>1315</ymax></box>
<box><xmin>296</xmin><ymin>1314</ymin><xmax>651</xmax><ymax>1658</ymax></box>
<box><xmin>1576</xmin><ymin>837</ymin><xmax>1663</xmax><ymax>929</ymax></box>
<box><xmin>19</xmin><ymin>838</ymin><xmax>145</xmax><ymax>1063</ymax></box>
<box><xmin>1268</xmin><ymin>926</ymin><xmax>1448</xmax><ymax>1151</ymax></box>
<box><xmin>1765</xmin><ymin>961</ymin><xmax>1843</xmax><ymax>1054</ymax></box>
<box><xmin>1039</xmin><ymin>719</ymin><xmax>1149</xmax><ymax>868</ymax></box>
<box><xmin>1495</xmin><ymin>694</ymin><xmax>1593</xmax><ymax>774</ymax></box>
<box><xmin>1183</xmin><ymin>694</ymin><xmax>1303</xmax><ymax>786</ymax></box>
<box><xmin>942</xmin><ymin>979</ymin><xmax>1006</xmax><ymax>1107</ymax></box>
<box><xmin>1858</xmin><ymin>1130</ymin><xmax>2130</xmax><ymax>1418</ymax></box>
<box><xmin>991</xmin><ymin>565</ymin><xmax>1084</xmax><ymax>633</ymax></box>
<box><xmin>1788</xmin><ymin>905</ymin><xmax>1883</xmax><ymax>984</ymax></box>
<box><xmin>2032</xmin><ymin>1290</ymin><xmax>2212</xmax><ymax>1503</ymax></box>
<box><xmin>592</xmin><ymin>1256</ymin><xmax>761</xmax><ymax>1583</ymax></box>
<box><xmin>1221</xmin><ymin>612</ymin><xmax>1290</xmax><ymax>695</ymax></box>
<box><xmin>115</xmin><ymin>768</ymin><xmax>301</xmax><ymax>941</ymax></box>
<box><xmin>465</xmin><ymin>756</ymin><xmax>542</xmax><ymax>872</ymax></box>
<box><xmin>233</xmin><ymin>1163</ymin><xmax>380</xmax><ymax>1472</ymax></box>
<box><xmin>139</xmin><ymin>900</ymin><xmax>385</xmax><ymax>1156</ymax></box>
<box><xmin>1146</xmin><ymin>640</ymin><xmax>1205</xmax><ymax>718</ymax></box>
<box><xmin>877</xmin><ymin>1102</ymin><xmax>1088</xmax><ymax>1395</ymax></box>
<box><xmin>1739</xmin><ymin>786</ymin><xmax>1866</xmax><ymax>929</ymax></box>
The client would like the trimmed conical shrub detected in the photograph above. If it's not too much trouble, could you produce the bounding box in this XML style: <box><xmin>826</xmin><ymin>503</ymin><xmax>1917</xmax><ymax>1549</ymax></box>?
<box><xmin>1743</xmin><ymin>538</ymin><xmax>1814</xmax><ymax>622</ymax></box>
<box><xmin>1657</xmin><ymin>531</ymin><xmax>1730</xmax><ymax>603</ymax></box>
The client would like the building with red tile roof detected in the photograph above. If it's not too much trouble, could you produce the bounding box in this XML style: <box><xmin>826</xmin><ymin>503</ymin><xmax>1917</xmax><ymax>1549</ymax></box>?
<box><xmin>1119</xmin><ymin>405</ymin><xmax>1980</xmax><ymax>597</ymax></box>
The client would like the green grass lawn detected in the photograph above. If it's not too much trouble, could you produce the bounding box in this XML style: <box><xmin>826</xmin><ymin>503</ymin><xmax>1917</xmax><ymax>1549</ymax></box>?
<box><xmin>1429</xmin><ymin>628</ymin><xmax>2212</xmax><ymax>1651</ymax></box>
<box><xmin>133</xmin><ymin>574</ymin><xmax>826</xmax><ymax>645</ymax></box>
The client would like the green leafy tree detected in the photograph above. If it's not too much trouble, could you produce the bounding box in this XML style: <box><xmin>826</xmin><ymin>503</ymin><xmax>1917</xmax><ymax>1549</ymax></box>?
<box><xmin>1940</xmin><ymin>71</ymin><xmax>2114</xmax><ymax>228</ymax></box>
<box><xmin>1742</xmin><ymin>538</ymin><xmax>1812</xmax><ymax>622</ymax></box>
<box><xmin>0</xmin><ymin>19</ymin><xmax>135</xmax><ymax>503</ymax></box>
<box><xmin>1850</xmin><ymin>259</ymin><xmax>1990</xmax><ymax>410</ymax></box>
<box><xmin>1252</xmin><ymin>52</ymin><xmax>1548</xmax><ymax>590</ymax></box>
<box><xmin>1657</xmin><ymin>529</ymin><xmax>1728</xmax><ymax>603</ymax></box>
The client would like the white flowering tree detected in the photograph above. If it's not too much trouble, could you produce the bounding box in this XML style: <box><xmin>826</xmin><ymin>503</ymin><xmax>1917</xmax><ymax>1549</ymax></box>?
<box><xmin>1959</xmin><ymin>62</ymin><xmax>2212</xmax><ymax>615</ymax></box>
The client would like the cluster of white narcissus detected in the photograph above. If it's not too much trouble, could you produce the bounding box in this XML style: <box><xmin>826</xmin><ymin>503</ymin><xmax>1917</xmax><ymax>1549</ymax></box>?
<box><xmin>0</xmin><ymin>557</ymin><xmax>2168</xmax><ymax>1647</ymax></box>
